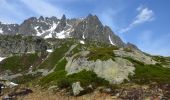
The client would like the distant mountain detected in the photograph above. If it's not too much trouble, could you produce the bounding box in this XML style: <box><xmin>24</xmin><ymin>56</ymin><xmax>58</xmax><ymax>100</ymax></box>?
<box><xmin>0</xmin><ymin>14</ymin><xmax>125</xmax><ymax>47</ymax></box>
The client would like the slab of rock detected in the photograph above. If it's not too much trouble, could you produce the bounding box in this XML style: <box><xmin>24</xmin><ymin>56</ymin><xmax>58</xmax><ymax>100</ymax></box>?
<box><xmin>66</xmin><ymin>51</ymin><xmax>135</xmax><ymax>84</ymax></box>
<box><xmin>114</xmin><ymin>49</ymin><xmax>157</xmax><ymax>65</ymax></box>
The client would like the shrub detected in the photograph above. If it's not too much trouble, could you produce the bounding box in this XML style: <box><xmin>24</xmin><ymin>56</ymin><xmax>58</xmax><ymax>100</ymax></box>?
<box><xmin>87</xmin><ymin>47</ymin><xmax>116</xmax><ymax>61</ymax></box>
<box><xmin>126</xmin><ymin>57</ymin><xmax>170</xmax><ymax>84</ymax></box>
<box><xmin>0</xmin><ymin>53</ymin><xmax>40</xmax><ymax>73</ymax></box>
<box><xmin>38</xmin><ymin>44</ymin><xmax>69</xmax><ymax>69</ymax></box>
<box><xmin>40</xmin><ymin>70</ymin><xmax>109</xmax><ymax>88</ymax></box>
<box><xmin>57</xmin><ymin>78</ymin><xmax>71</xmax><ymax>89</ymax></box>
<box><xmin>55</xmin><ymin>58</ymin><xmax>67</xmax><ymax>71</ymax></box>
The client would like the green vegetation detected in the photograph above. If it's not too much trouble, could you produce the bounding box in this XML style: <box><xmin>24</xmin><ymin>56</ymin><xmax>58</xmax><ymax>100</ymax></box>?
<box><xmin>54</xmin><ymin>58</ymin><xmax>67</xmax><ymax>71</ymax></box>
<box><xmin>38</xmin><ymin>44</ymin><xmax>69</xmax><ymax>69</ymax></box>
<box><xmin>126</xmin><ymin>57</ymin><xmax>170</xmax><ymax>84</ymax></box>
<box><xmin>40</xmin><ymin>69</ymin><xmax>109</xmax><ymax>88</ymax></box>
<box><xmin>0</xmin><ymin>53</ymin><xmax>40</xmax><ymax>73</ymax></box>
<box><xmin>152</xmin><ymin>56</ymin><xmax>170</xmax><ymax>65</ymax></box>
<box><xmin>123</xmin><ymin>48</ymin><xmax>133</xmax><ymax>52</ymax></box>
<box><xmin>12</xmin><ymin>73</ymin><xmax>42</xmax><ymax>84</ymax></box>
<box><xmin>67</xmin><ymin>70</ymin><xmax>109</xmax><ymax>87</ymax></box>
<box><xmin>87</xmin><ymin>47</ymin><xmax>118</xmax><ymax>61</ymax></box>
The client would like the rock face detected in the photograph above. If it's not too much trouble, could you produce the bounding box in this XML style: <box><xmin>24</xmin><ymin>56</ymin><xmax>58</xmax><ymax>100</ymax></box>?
<box><xmin>65</xmin><ymin>51</ymin><xmax>135</xmax><ymax>84</ymax></box>
<box><xmin>72</xmin><ymin>82</ymin><xmax>84</xmax><ymax>96</ymax></box>
<box><xmin>0</xmin><ymin>22</ymin><xmax>19</xmax><ymax>35</ymax></box>
<box><xmin>0</xmin><ymin>14</ymin><xmax>125</xmax><ymax>47</ymax></box>
<box><xmin>70</xmin><ymin>14</ymin><xmax>125</xmax><ymax>47</ymax></box>
<box><xmin>0</xmin><ymin>35</ymin><xmax>48</xmax><ymax>56</ymax></box>
<box><xmin>114</xmin><ymin>49</ymin><xmax>157</xmax><ymax>65</ymax></box>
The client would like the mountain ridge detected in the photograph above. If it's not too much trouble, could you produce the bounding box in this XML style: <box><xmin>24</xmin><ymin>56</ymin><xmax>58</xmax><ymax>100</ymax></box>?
<box><xmin>0</xmin><ymin>14</ymin><xmax>126</xmax><ymax>47</ymax></box>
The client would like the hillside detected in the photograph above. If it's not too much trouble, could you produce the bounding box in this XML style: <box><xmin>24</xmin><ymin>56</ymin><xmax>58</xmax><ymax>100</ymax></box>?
<box><xmin>0</xmin><ymin>15</ymin><xmax>170</xmax><ymax>99</ymax></box>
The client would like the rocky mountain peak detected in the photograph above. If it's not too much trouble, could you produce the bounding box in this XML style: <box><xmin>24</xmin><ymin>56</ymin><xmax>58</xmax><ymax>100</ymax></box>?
<box><xmin>54</xmin><ymin>14</ymin><xmax>67</xmax><ymax>33</ymax></box>
<box><xmin>0</xmin><ymin>14</ymin><xmax>129</xmax><ymax>47</ymax></box>
<box><xmin>39</xmin><ymin>16</ymin><xmax>44</xmax><ymax>21</ymax></box>
<box><xmin>86</xmin><ymin>14</ymin><xmax>103</xmax><ymax>27</ymax></box>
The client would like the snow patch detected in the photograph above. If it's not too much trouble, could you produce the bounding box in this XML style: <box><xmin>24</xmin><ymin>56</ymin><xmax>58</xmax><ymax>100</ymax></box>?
<box><xmin>9</xmin><ymin>82</ymin><xmax>18</xmax><ymax>86</ymax></box>
<box><xmin>48</xmin><ymin>21</ymin><xmax>59</xmax><ymax>33</ymax></box>
<box><xmin>34</xmin><ymin>26</ymin><xmax>42</xmax><ymax>36</ymax></box>
<box><xmin>80</xmin><ymin>40</ymin><xmax>85</xmax><ymax>44</ymax></box>
<box><xmin>46</xmin><ymin>49</ymin><xmax>53</xmax><ymax>53</ymax></box>
<box><xmin>82</xmin><ymin>34</ymin><xmax>85</xmax><ymax>39</ymax></box>
<box><xmin>109</xmin><ymin>35</ymin><xmax>115</xmax><ymax>45</ymax></box>
<box><xmin>56</xmin><ymin>30</ymin><xmax>66</xmax><ymax>39</ymax></box>
<box><xmin>35</xmin><ymin>21</ymin><xmax>59</xmax><ymax>37</ymax></box>
<box><xmin>0</xmin><ymin>28</ymin><xmax>3</xmax><ymax>34</ymax></box>
<box><xmin>44</xmin><ymin>33</ymin><xmax>52</xmax><ymax>39</ymax></box>
<box><xmin>34</xmin><ymin>21</ymin><xmax>74</xmax><ymax>39</ymax></box>
<box><xmin>0</xmin><ymin>57</ymin><xmax>6</xmax><ymax>62</ymax></box>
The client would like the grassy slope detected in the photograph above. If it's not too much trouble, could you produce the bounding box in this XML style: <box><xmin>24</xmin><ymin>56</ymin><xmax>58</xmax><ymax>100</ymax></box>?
<box><xmin>39</xmin><ymin>46</ymin><xmax>110</xmax><ymax>88</ymax></box>
<box><xmin>86</xmin><ymin>46</ymin><xmax>118</xmax><ymax>61</ymax></box>
<box><xmin>38</xmin><ymin>43</ymin><xmax>69</xmax><ymax>69</ymax></box>
<box><xmin>126</xmin><ymin>57</ymin><xmax>170</xmax><ymax>84</ymax></box>
<box><xmin>0</xmin><ymin>53</ymin><xmax>44</xmax><ymax>73</ymax></box>
<box><xmin>152</xmin><ymin>56</ymin><xmax>170</xmax><ymax>65</ymax></box>
<box><xmin>1</xmin><ymin>37</ymin><xmax>170</xmax><ymax>88</ymax></box>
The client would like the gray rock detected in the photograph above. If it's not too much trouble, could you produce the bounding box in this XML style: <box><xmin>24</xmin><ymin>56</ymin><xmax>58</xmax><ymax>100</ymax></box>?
<box><xmin>114</xmin><ymin>49</ymin><xmax>157</xmax><ymax>65</ymax></box>
<box><xmin>55</xmin><ymin>14</ymin><xmax>66</xmax><ymax>32</ymax></box>
<box><xmin>0</xmin><ymin>35</ymin><xmax>49</xmax><ymax>56</ymax></box>
<box><xmin>72</xmin><ymin>82</ymin><xmax>84</xmax><ymax>96</ymax></box>
<box><xmin>0</xmin><ymin>22</ymin><xmax>19</xmax><ymax>35</ymax></box>
<box><xmin>0</xmin><ymin>14</ymin><xmax>126</xmax><ymax>47</ymax></box>
<box><xmin>65</xmin><ymin>51</ymin><xmax>135</xmax><ymax>84</ymax></box>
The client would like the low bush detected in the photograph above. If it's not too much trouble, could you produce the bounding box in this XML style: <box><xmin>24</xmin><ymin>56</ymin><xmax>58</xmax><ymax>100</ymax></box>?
<box><xmin>126</xmin><ymin>57</ymin><xmax>170</xmax><ymax>84</ymax></box>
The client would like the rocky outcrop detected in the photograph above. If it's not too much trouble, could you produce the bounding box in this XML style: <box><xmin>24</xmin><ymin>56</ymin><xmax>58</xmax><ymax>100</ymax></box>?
<box><xmin>114</xmin><ymin>49</ymin><xmax>157</xmax><ymax>65</ymax></box>
<box><xmin>70</xmin><ymin>14</ymin><xmax>125</xmax><ymax>47</ymax></box>
<box><xmin>0</xmin><ymin>22</ymin><xmax>19</xmax><ymax>35</ymax></box>
<box><xmin>72</xmin><ymin>82</ymin><xmax>84</xmax><ymax>96</ymax></box>
<box><xmin>0</xmin><ymin>35</ymin><xmax>49</xmax><ymax>56</ymax></box>
<box><xmin>65</xmin><ymin>51</ymin><xmax>135</xmax><ymax>84</ymax></box>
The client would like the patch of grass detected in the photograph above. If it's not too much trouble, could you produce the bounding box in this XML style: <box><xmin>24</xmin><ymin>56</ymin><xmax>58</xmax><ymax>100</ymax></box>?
<box><xmin>152</xmin><ymin>56</ymin><xmax>170</xmax><ymax>65</ymax></box>
<box><xmin>126</xmin><ymin>57</ymin><xmax>170</xmax><ymax>84</ymax></box>
<box><xmin>40</xmin><ymin>70</ymin><xmax>109</xmax><ymax>88</ymax></box>
<box><xmin>67</xmin><ymin>70</ymin><xmax>109</xmax><ymax>87</ymax></box>
<box><xmin>39</xmin><ymin>70</ymin><xmax>67</xmax><ymax>86</ymax></box>
<box><xmin>54</xmin><ymin>58</ymin><xmax>67</xmax><ymax>71</ymax></box>
<box><xmin>38</xmin><ymin>44</ymin><xmax>69</xmax><ymax>69</ymax></box>
<box><xmin>87</xmin><ymin>47</ymin><xmax>117</xmax><ymax>61</ymax></box>
<box><xmin>0</xmin><ymin>53</ymin><xmax>40</xmax><ymax>73</ymax></box>
<box><xmin>12</xmin><ymin>73</ymin><xmax>42</xmax><ymax>84</ymax></box>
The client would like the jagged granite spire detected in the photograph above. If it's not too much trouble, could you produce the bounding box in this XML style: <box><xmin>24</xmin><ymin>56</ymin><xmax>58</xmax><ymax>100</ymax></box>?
<box><xmin>0</xmin><ymin>14</ymin><xmax>126</xmax><ymax>47</ymax></box>
<box><xmin>55</xmin><ymin>14</ymin><xmax>67</xmax><ymax>32</ymax></box>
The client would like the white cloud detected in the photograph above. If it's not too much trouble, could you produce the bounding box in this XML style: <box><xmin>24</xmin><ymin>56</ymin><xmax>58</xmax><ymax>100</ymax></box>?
<box><xmin>20</xmin><ymin>0</ymin><xmax>64</xmax><ymax>18</ymax></box>
<box><xmin>134</xmin><ymin>6</ymin><xmax>154</xmax><ymax>24</ymax></box>
<box><xmin>119</xmin><ymin>6</ymin><xmax>154</xmax><ymax>33</ymax></box>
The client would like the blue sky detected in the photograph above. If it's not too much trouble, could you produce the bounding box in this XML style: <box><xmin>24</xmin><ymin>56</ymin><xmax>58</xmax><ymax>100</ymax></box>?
<box><xmin>0</xmin><ymin>0</ymin><xmax>170</xmax><ymax>56</ymax></box>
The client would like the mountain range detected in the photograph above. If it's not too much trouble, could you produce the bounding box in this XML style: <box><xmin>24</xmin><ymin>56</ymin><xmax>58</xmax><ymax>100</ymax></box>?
<box><xmin>0</xmin><ymin>14</ymin><xmax>128</xmax><ymax>47</ymax></box>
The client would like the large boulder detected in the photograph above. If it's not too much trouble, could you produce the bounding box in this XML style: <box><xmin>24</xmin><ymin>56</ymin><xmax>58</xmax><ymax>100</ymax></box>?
<box><xmin>65</xmin><ymin>51</ymin><xmax>135</xmax><ymax>84</ymax></box>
